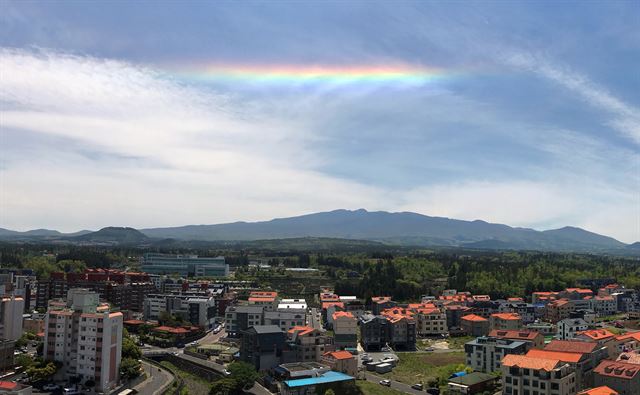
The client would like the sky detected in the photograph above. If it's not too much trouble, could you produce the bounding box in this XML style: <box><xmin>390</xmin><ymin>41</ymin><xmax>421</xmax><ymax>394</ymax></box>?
<box><xmin>0</xmin><ymin>1</ymin><xmax>638</xmax><ymax>242</ymax></box>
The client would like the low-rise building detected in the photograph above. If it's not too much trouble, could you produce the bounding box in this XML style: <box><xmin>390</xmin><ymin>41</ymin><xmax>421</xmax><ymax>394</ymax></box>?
<box><xmin>285</xmin><ymin>326</ymin><xmax>329</xmax><ymax>363</ymax></box>
<box><xmin>465</xmin><ymin>336</ymin><xmax>528</xmax><ymax>373</ymax></box>
<box><xmin>593</xmin><ymin>360</ymin><xmax>640</xmax><ymax>395</ymax></box>
<box><xmin>460</xmin><ymin>314</ymin><xmax>490</xmax><ymax>337</ymax></box>
<box><xmin>447</xmin><ymin>372</ymin><xmax>498</xmax><ymax>395</ymax></box>
<box><xmin>225</xmin><ymin>306</ymin><xmax>265</xmax><ymax>337</ymax></box>
<box><xmin>489</xmin><ymin>329</ymin><xmax>545</xmax><ymax>350</ymax></box>
<box><xmin>332</xmin><ymin>311</ymin><xmax>357</xmax><ymax>349</ymax></box>
<box><xmin>143</xmin><ymin>292</ymin><xmax>218</xmax><ymax>329</ymax></box>
<box><xmin>321</xmin><ymin>351</ymin><xmax>357</xmax><ymax>376</ymax></box>
<box><xmin>501</xmin><ymin>354</ymin><xmax>577</xmax><ymax>395</ymax></box>
<box><xmin>558</xmin><ymin>318</ymin><xmax>589</xmax><ymax>340</ymax></box>
<box><xmin>240</xmin><ymin>325</ymin><xmax>286</xmax><ymax>371</ymax></box>
<box><xmin>547</xmin><ymin>299</ymin><xmax>575</xmax><ymax>323</ymax></box>
<box><xmin>489</xmin><ymin>313</ymin><xmax>522</xmax><ymax>331</ymax></box>
<box><xmin>526</xmin><ymin>348</ymin><xmax>592</xmax><ymax>390</ymax></box>
<box><xmin>371</xmin><ymin>297</ymin><xmax>395</xmax><ymax>315</ymax></box>
<box><xmin>248</xmin><ymin>291</ymin><xmax>279</xmax><ymax>312</ymax></box>
<box><xmin>409</xmin><ymin>305</ymin><xmax>447</xmax><ymax>337</ymax></box>
<box><xmin>280</xmin><ymin>370</ymin><xmax>355</xmax><ymax>395</ymax></box>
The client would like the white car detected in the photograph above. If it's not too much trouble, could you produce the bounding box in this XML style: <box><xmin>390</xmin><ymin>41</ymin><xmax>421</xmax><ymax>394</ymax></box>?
<box><xmin>222</xmin><ymin>369</ymin><xmax>232</xmax><ymax>377</ymax></box>
<box><xmin>379</xmin><ymin>379</ymin><xmax>391</xmax><ymax>386</ymax></box>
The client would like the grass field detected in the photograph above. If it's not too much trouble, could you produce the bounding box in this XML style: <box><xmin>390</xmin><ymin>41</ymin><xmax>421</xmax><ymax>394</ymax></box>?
<box><xmin>160</xmin><ymin>361</ymin><xmax>211</xmax><ymax>395</ymax></box>
<box><xmin>356</xmin><ymin>380</ymin><xmax>407</xmax><ymax>395</ymax></box>
<box><xmin>379</xmin><ymin>352</ymin><xmax>467</xmax><ymax>386</ymax></box>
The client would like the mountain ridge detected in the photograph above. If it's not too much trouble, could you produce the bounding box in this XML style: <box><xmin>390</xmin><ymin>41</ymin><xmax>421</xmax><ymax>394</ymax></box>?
<box><xmin>1</xmin><ymin>209</ymin><xmax>636</xmax><ymax>254</ymax></box>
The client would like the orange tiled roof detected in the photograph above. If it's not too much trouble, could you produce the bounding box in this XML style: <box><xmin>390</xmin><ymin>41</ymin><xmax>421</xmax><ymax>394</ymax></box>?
<box><xmin>332</xmin><ymin>311</ymin><xmax>355</xmax><ymax>320</ymax></box>
<box><xmin>288</xmin><ymin>326</ymin><xmax>315</xmax><ymax>336</ymax></box>
<box><xmin>594</xmin><ymin>360</ymin><xmax>639</xmax><ymax>380</ymax></box>
<box><xmin>372</xmin><ymin>296</ymin><xmax>392</xmax><ymax>304</ymax></box>
<box><xmin>526</xmin><ymin>349</ymin><xmax>584</xmax><ymax>363</ymax></box>
<box><xmin>578</xmin><ymin>386</ymin><xmax>618</xmax><ymax>395</ymax></box>
<box><xmin>324</xmin><ymin>350</ymin><xmax>354</xmax><ymax>360</ymax></box>
<box><xmin>501</xmin><ymin>354</ymin><xmax>560</xmax><ymax>371</ymax></box>
<box><xmin>578</xmin><ymin>329</ymin><xmax>615</xmax><ymax>340</ymax></box>
<box><xmin>249</xmin><ymin>291</ymin><xmax>277</xmax><ymax>298</ymax></box>
<box><xmin>545</xmin><ymin>340</ymin><xmax>598</xmax><ymax>354</ymax></box>
<box><xmin>490</xmin><ymin>330</ymin><xmax>541</xmax><ymax>340</ymax></box>
<box><xmin>491</xmin><ymin>313</ymin><xmax>521</xmax><ymax>321</ymax></box>
<box><xmin>322</xmin><ymin>302</ymin><xmax>345</xmax><ymax>310</ymax></box>
<box><xmin>248</xmin><ymin>297</ymin><xmax>276</xmax><ymax>302</ymax></box>
<box><xmin>461</xmin><ymin>314</ymin><xmax>488</xmax><ymax>322</ymax></box>
<box><xmin>615</xmin><ymin>332</ymin><xmax>640</xmax><ymax>342</ymax></box>
<box><xmin>0</xmin><ymin>382</ymin><xmax>18</xmax><ymax>390</ymax></box>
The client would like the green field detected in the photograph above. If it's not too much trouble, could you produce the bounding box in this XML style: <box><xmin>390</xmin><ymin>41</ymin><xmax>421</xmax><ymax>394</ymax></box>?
<box><xmin>160</xmin><ymin>361</ymin><xmax>211</xmax><ymax>395</ymax></box>
<box><xmin>356</xmin><ymin>380</ymin><xmax>407</xmax><ymax>395</ymax></box>
<box><xmin>378</xmin><ymin>352</ymin><xmax>467</xmax><ymax>386</ymax></box>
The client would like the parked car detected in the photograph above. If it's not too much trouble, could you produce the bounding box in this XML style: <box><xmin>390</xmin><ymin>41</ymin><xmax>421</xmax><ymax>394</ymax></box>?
<box><xmin>379</xmin><ymin>379</ymin><xmax>391</xmax><ymax>387</ymax></box>
<box><xmin>426</xmin><ymin>388</ymin><xmax>440</xmax><ymax>395</ymax></box>
<box><xmin>411</xmin><ymin>383</ymin><xmax>424</xmax><ymax>390</ymax></box>
<box><xmin>222</xmin><ymin>369</ymin><xmax>232</xmax><ymax>377</ymax></box>
<box><xmin>43</xmin><ymin>384</ymin><xmax>60</xmax><ymax>391</ymax></box>
<box><xmin>425</xmin><ymin>347</ymin><xmax>435</xmax><ymax>351</ymax></box>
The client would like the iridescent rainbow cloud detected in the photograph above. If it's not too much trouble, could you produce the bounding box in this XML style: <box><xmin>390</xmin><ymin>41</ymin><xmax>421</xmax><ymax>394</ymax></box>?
<box><xmin>172</xmin><ymin>64</ymin><xmax>449</xmax><ymax>86</ymax></box>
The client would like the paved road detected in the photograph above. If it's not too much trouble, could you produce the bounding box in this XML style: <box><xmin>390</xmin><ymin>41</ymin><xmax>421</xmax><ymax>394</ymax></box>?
<box><xmin>364</xmin><ymin>373</ymin><xmax>427</xmax><ymax>395</ymax></box>
<box><xmin>198</xmin><ymin>328</ymin><xmax>226</xmax><ymax>345</ymax></box>
<box><xmin>134</xmin><ymin>361</ymin><xmax>174</xmax><ymax>395</ymax></box>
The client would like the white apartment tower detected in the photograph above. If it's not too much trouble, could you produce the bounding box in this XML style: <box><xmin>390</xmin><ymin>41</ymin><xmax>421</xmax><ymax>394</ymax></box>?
<box><xmin>44</xmin><ymin>289</ymin><xmax>123</xmax><ymax>392</ymax></box>
<box><xmin>0</xmin><ymin>295</ymin><xmax>25</xmax><ymax>340</ymax></box>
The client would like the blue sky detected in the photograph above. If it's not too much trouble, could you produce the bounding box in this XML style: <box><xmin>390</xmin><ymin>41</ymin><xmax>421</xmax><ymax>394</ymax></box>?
<box><xmin>1</xmin><ymin>1</ymin><xmax>638</xmax><ymax>242</ymax></box>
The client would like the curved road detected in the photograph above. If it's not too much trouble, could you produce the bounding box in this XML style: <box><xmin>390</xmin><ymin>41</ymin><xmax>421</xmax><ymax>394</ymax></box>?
<box><xmin>134</xmin><ymin>361</ymin><xmax>174</xmax><ymax>395</ymax></box>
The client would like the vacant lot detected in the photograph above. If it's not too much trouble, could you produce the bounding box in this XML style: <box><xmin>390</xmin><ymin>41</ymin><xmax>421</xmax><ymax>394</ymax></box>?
<box><xmin>379</xmin><ymin>351</ymin><xmax>466</xmax><ymax>386</ymax></box>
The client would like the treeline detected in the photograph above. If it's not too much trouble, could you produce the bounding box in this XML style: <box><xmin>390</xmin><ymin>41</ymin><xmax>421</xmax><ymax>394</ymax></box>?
<box><xmin>329</xmin><ymin>251</ymin><xmax>640</xmax><ymax>301</ymax></box>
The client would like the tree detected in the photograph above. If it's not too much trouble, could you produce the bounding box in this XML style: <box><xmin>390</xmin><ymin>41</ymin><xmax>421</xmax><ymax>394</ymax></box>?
<box><xmin>122</xmin><ymin>336</ymin><xmax>142</xmax><ymax>360</ymax></box>
<box><xmin>227</xmin><ymin>361</ymin><xmax>259</xmax><ymax>390</ymax></box>
<box><xmin>26</xmin><ymin>361</ymin><xmax>58</xmax><ymax>382</ymax></box>
<box><xmin>15</xmin><ymin>354</ymin><xmax>35</xmax><ymax>370</ymax></box>
<box><xmin>324</xmin><ymin>390</ymin><xmax>336</xmax><ymax>395</ymax></box>
<box><xmin>209</xmin><ymin>378</ymin><xmax>237</xmax><ymax>395</ymax></box>
<box><xmin>120</xmin><ymin>357</ymin><xmax>142</xmax><ymax>380</ymax></box>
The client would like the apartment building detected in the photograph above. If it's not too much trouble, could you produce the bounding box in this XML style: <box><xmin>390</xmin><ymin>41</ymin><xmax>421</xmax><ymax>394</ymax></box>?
<box><xmin>225</xmin><ymin>306</ymin><xmax>265</xmax><ymax>337</ymax></box>
<box><xmin>380</xmin><ymin>308</ymin><xmax>416</xmax><ymax>350</ymax></box>
<box><xmin>0</xmin><ymin>296</ymin><xmax>24</xmax><ymax>341</ymax></box>
<box><xmin>0</xmin><ymin>340</ymin><xmax>15</xmax><ymax>372</ymax></box>
<box><xmin>36</xmin><ymin>270</ymin><xmax>155</xmax><ymax>312</ymax></box>
<box><xmin>239</xmin><ymin>325</ymin><xmax>286</xmax><ymax>371</ymax></box>
<box><xmin>461</xmin><ymin>314</ymin><xmax>490</xmax><ymax>337</ymax></box>
<box><xmin>500</xmin><ymin>302</ymin><xmax>536</xmax><ymax>324</ymax></box>
<box><xmin>465</xmin><ymin>336</ymin><xmax>528</xmax><ymax>373</ymax></box>
<box><xmin>558</xmin><ymin>318</ymin><xmax>589</xmax><ymax>340</ymax></box>
<box><xmin>593</xmin><ymin>360</ymin><xmax>640</xmax><ymax>395</ymax></box>
<box><xmin>43</xmin><ymin>289</ymin><xmax>123</xmax><ymax>392</ymax></box>
<box><xmin>248</xmin><ymin>291</ymin><xmax>279</xmax><ymax>311</ymax></box>
<box><xmin>408</xmin><ymin>305</ymin><xmax>447</xmax><ymax>336</ymax></box>
<box><xmin>501</xmin><ymin>354</ymin><xmax>577</xmax><ymax>395</ymax></box>
<box><xmin>332</xmin><ymin>311</ymin><xmax>357</xmax><ymax>349</ymax></box>
<box><xmin>284</xmin><ymin>326</ymin><xmax>329</xmax><ymax>363</ymax></box>
<box><xmin>526</xmin><ymin>349</ymin><xmax>592</xmax><ymax>390</ymax></box>
<box><xmin>445</xmin><ymin>305</ymin><xmax>472</xmax><ymax>328</ymax></box>
<box><xmin>264</xmin><ymin>309</ymin><xmax>307</xmax><ymax>333</ymax></box>
<box><xmin>359</xmin><ymin>314</ymin><xmax>389</xmax><ymax>351</ymax></box>
<box><xmin>591</xmin><ymin>297</ymin><xmax>617</xmax><ymax>317</ymax></box>
<box><xmin>546</xmin><ymin>299</ymin><xmax>575</xmax><ymax>323</ymax></box>
<box><xmin>371</xmin><ymin>297</ymin><xmax>395</xmax><ymax>315</ymax></box>
<box><xmin>490</xmin><ymin>313</ymin><xmax>522</xmax><ymax>331</ymax></box>
<box><xmin>143</xmin><ymin>292</ymin><xmax>217</xmax><ymax>329</ymax></box>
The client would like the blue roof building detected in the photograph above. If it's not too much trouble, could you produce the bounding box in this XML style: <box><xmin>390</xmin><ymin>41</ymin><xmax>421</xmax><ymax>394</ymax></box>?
<box><xmin>281</xmin><ymin>371</ymin><xmax>355</xmax><ymax>395</ymax></box>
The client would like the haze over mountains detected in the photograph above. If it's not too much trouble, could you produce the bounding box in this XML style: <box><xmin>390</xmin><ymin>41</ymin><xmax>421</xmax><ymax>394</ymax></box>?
<box><xmin>1</xmin><ymin>209</ymin><xmax>637</xmax><ymax>254</ymax></box>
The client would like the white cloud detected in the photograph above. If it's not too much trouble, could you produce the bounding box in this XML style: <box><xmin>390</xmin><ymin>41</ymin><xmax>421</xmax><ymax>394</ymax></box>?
<box><xmin>506</xmin><ymin>52</ymin><xmax>640</xmax><ymax>144</ymax></box>
<box><xmin>1</xmin><ymin>48</ymin><xmax>638</xmax><ymax>243</ymax></box>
